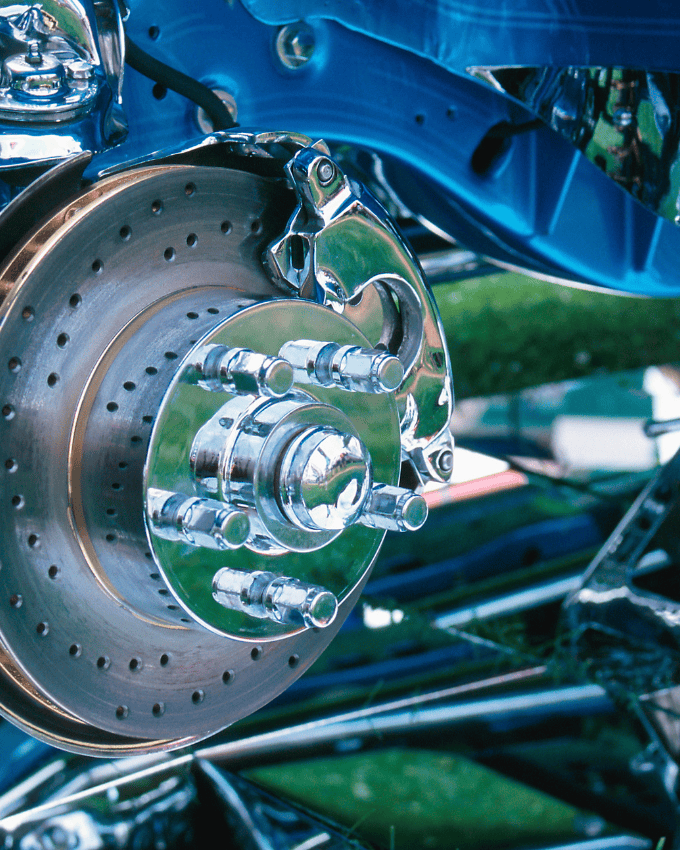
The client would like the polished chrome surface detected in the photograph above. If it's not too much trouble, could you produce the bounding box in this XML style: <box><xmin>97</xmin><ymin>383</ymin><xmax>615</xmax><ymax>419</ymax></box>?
<box><xmin>265</xmin><ymin>145</ymin><xmax>455</xmax><ymax>486</ymax></box>
<box><xmin>470</xmin><ymin>65</ymin><xmax>680</xmax><ymax>225</ymax></box>
<box><xmin>279</xmin><ymin>339</ymin><xmax>404</xmax><ymax>394</ymax></box>
<box><xmin>0</xmin><ymin>0</ymin><xmax>125</xmax><ymax>168</ymax></box>
<box><xmin>358</xmin><ymin>483</ymin><xmax>428</xmax><ymax>533</ymax></box>
<box><xmin>278</xmin><ymin>426</ymin><xmax>371</xmax><ymax>532</ymax></box>
<box><xmin>188</xmin><ymin>343</ymin><xmax>294</xmax><ymax>397</ymax></box>
<box><xmin>212</xmin><ymin>567</ymin><xmax>338</xmax><ymax>628</ymax></box>
<box><xmin>147</xmin><ymin>489</ymin><xmax>250</xmax><ymax>551</ymax></box>
<box><xmin>274</xmin><ymin>22</ymin><xmax>315</xmax><ymax>70</ymax></box>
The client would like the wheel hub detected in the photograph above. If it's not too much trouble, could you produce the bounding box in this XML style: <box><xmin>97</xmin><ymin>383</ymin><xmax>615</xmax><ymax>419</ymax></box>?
<box><xmin>0</xmin><ymin>139</ymin><xmax>453</xmax><ymax>755</ymax></box>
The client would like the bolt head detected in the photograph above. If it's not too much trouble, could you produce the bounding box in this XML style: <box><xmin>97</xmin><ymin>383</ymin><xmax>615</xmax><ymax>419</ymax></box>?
<box><xmin>304</xmin><ymin>589</ymin><xmax>338</xmax><ymax>628</ymax></box>
<box><xmin>214</xmin><ymin>509</ymin><xmax>250</xmax><ymax>549</ymax></box>
<box><xmin>316</xmin><ymin>158</ymin><xmax>336</xmax><ymax>186</ymax></box>
<box><xmin>436</xmin><ymin>449</ymin><xmax>454</xmax><ymax>476</ymax></box>
<box><xmin>262</xmin><ymin>358</ymin><xmax>294</xmax><ymax>397</ymax></box>
<box><xmin>374</xmin><ymin>355</ymin><xmax>404</xmax><ymax>392</ymax></box>
<box><xmin>400</xmin><ymin>493</ymin><xmax>428</xmax><ymax>531</ymax></box>
<box><xmin>275</xmin><ymin>23</ymin><xmax>315</xmax><ymax>69</ymax></box>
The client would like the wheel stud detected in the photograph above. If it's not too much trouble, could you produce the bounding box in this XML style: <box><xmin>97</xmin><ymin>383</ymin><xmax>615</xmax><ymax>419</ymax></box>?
<box><xmin>279</xmin><ymin>339</ymin><xmax>404</xmax><ymax>394</ymax></box>
<box><xmin>359</xmin><ymin>484</ymin><xmax>428</xmax><ymax>532</ymax></box>
<box><xmin>213</xmin><ymin>567</ymin><xmax>338</xmax><ymax>628</ymax></box>
<box><xmin>147</xmin><ymin>488</ymin><xmax>250</xmax><ymax>550</ymax></box>
<box><xmin>188</xmin><ymin>344</ymin><xmax>294</xmax><ymax>397</ymax></box>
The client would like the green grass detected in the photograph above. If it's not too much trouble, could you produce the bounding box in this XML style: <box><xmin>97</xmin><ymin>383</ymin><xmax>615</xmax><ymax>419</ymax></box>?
<box><xmin>436</xmin><ymin>272</ymin><xmax>680</xmax><ymax>399</ymax></box>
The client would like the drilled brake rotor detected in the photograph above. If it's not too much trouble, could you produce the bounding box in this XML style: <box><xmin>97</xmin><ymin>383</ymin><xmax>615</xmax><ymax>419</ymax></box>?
<box><xmin>0</xmin><ymin>160</ymin><xmax>407</xmax><ymax>754</ymax></box>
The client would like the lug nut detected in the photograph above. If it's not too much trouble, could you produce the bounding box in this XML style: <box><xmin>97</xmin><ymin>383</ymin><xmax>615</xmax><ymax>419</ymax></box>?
<box><xmin>279</xmin><ymin>339</ymin><xmax>404</xmax><ymax>394</ymax></box>
<box><xmin>147</xmin><ymin>488</ymin><xmax>250</xmax><ymax>550</ymax></box>
<box><xmin>213</xmin><ymin>567</ymin><xmax>338</xmax><ymax>628</ymax></box>
<box><xmin>188</xmin><ymin>344</ymin><xmax>294</xmax><ymax>398</ymax></box>
<box><xmin>359</xmin><ymin>484</ymin><xmax>428</xmax><ymax>532</ymax></box>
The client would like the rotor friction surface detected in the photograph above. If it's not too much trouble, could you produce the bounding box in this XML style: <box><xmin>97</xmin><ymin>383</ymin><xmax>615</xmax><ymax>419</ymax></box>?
<box><xmin>0</xmin><ymin>164</ymin><xmax>360</xmax><ymax>754</ymax></box>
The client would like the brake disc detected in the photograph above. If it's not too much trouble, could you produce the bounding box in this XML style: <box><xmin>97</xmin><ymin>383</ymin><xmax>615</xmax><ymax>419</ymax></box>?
<box><xmin>0</xmin><ymin>137</ymin><xmax>453</xmax><ymax>755</ymax></box>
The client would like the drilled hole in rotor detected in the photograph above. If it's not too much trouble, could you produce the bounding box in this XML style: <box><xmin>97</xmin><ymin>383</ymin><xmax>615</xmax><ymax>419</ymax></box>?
<box><xmin>111</xmin><ymin>482</ymin><xmax>122</xmax><ymax>491</ymax></box>
<box><xmin>152</xmin><ymin>702</ymin><xmax>165</xmax><ymax>717</ymax></box>
<box><xmin>167</xmin><ymin>604</ymin><xmax>178</xmax><ymax>610</ymax></box>
<box><xmin>69</xmin><ymin>293</ymin><xmax>82</xmax><ymax>309</ymax></box>
<box><xmin>415</xmin><ymin>113</ymin><xmax>426</xmax><ymax>125</ymax></box>
<box><xmin>106</xmin><ymin>402</ymin><xmax>118</xmax><ymax>412</ymax></box>
<box><xmin>152</xmin><ymin>83</ymin><xmax>167</xmax><ymax>100</ymax></box>
<box><xmin>27</xmin><ymin>534</ymin><xmax>40</xmax><ymax>548</ymax></box>
<box><xmin>250</xmin><ymin>220</ymin><xmax>262</xmax><ymax>235</ymax></box>
<box><xmin>180</xmin><ymin>618</ymin><xmax>190</xmax><ymax>623</ymax></box>
<box><xmin>158</xmin><ymin>588</ymin><xmax>169</xmax><ymax>596</ymax></box>
<box><xmin>288</xmin><ymin>654</ymin><xmax>300</xmax><ymax>668</ymax></box>
<box><xmin>69</xmin><ymin>643</ymin><xmax>81</xmax><ymax>657</ymax></box>
<box><xmin>91</xmin><ymin>259</ymin><xmax>103</xmax><ymax>275</ymax></box>
<box><xmin>97</xmin><ymin>656</ymin><xmax>110</xmax><ymax>669</ymax></box>
<box><xmin>164</xmin><ymin>247</ymin><xmax>175</xmax><ymax>262</ymax></box>
<box><xmin>207</xmin><ymin>307</ymin><xmax>219</xmax><ymax>315</ymax></box>
<box><xmin>2</xmin><ymin>405</ymin><xmax>15</xmax><ymax>420</ymax></box>
<box><xmin>115</xmin><ymin>705</ymin><xmax>128</xmax><ymax>719</ymax></box>
<box><xmin>106</xmin><ymin>508</ymin><xmax>117</xmax><ymax>517</ymax></box>
<box><xmin>192</xmin><ymin>689</ymin><xmax>204</xmax><ymax>704</ymax></box>
<box><xmin>251</xmin><ymin>647</ymin><xmax>263</xmax><ymax>661</ymax></box>
<box><xmin>220</xmin><ymin>221</ymin><xmax>232</xmax><ymax>234</ymax></box>
<box><xmin>9</xmin><ymin>594</ymin><xmax>22</xmax><ymax>608</ymax></box>
<box><xmin>8</xmin><ymin>357</ymin><xmax>21</xmax><ymax>374</ymax></box>
<box><xmin>187</xmin><ymin>233</ymin><xmax>198</xmax><ymax>248</ymax></box>
<box><xmin>131</xmin><ymin>436</ymin><xmax>142</xmax><ymax>446</ymax></box>
<box><xmin>57</xmin><ymin>333</ymin><xmax>69</xmax><ymax>348</ymax></box>
<box><xmin>36</xmin><ymin>621</ymin><xmax>48</xmax><ymax>636</ymax></box>
<box><xmin>22</xmin><ymin>306</ymin><xmax>34</xmax><ymax>321</ymax></box>
<box><xmin>148</xmin><ymin>25</ymin><xmax>160</xmax><ymax>40</ymax></box>
<box><xmin>222</xmin><ymin>670</ymin><xmax>234</xmax><ymax>684</ymax></box>
<box><xmin>119</xmin><ymin>225</ymin><xmax>132</xmax><ymax>241</ymax></box>
<box><xmin>129</xmin><ymin>657</ymin><xmax>141</xmax><ymax>671</ymax></box>
<box><xmin>11</xmin><ymin>495</ymin><xmax>24</xmax><ymax>509</ymax></box>
<box><xmin>119</xmin><ymin>461</ymin><xmax>128</xmax><ymax>470</ymax></box>
<box><xmin>165</xmin><ymin>351</ymin><xmax>178</xmax><ymax>360</ymax></box>
<box><xmin>47</xmin><ymin>373</ymin><xmax>59</xmax><ymax>388</ymax></box>
<box><xmin>48</xmin><ymin>565</ymin><xmax>59</xmax><ymax>579</ymax></box>
<box><xmin>146</xmin><ymin>366</ymin><xmax>158</xmax><ymax>375</ymax></box>
<box><xmin>160</xmin><ymin>653</ymin><xmax>169</xmax><ymax>667</ymax></box>
<box><xmin>123</xmin><ymin>381</ymin><xmax>136</xmax><ymax>391</ymax></box>
<box><xmin>142</xmin><ymin>415</ymin><xmax>153</xmax><ymax>424</ymax></box>
<box><xmin>105</xmin><ymin>533</ymin><xmax>116</xmax><ymax>543</ymax></box>
<box><xmin>151</xmin><ymin>200</ymin><xmax>163</xmax><ymax>215</ymax></box>
<box><xmin>5</xmin><ymin>458</ymin><xmax>17</xmax><ymax>472</ymax></box>
<box><xmin>185</xmin><ymin>182</ymin><xmax>196</xmax><ymax>197</ymax></box>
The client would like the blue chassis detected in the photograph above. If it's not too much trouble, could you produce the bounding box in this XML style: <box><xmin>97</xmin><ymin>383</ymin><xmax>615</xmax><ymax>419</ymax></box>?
<box><xmin>98</xmin><ymin>0</ymin><xmax>680</xmax><ymax>298</ymax></box>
